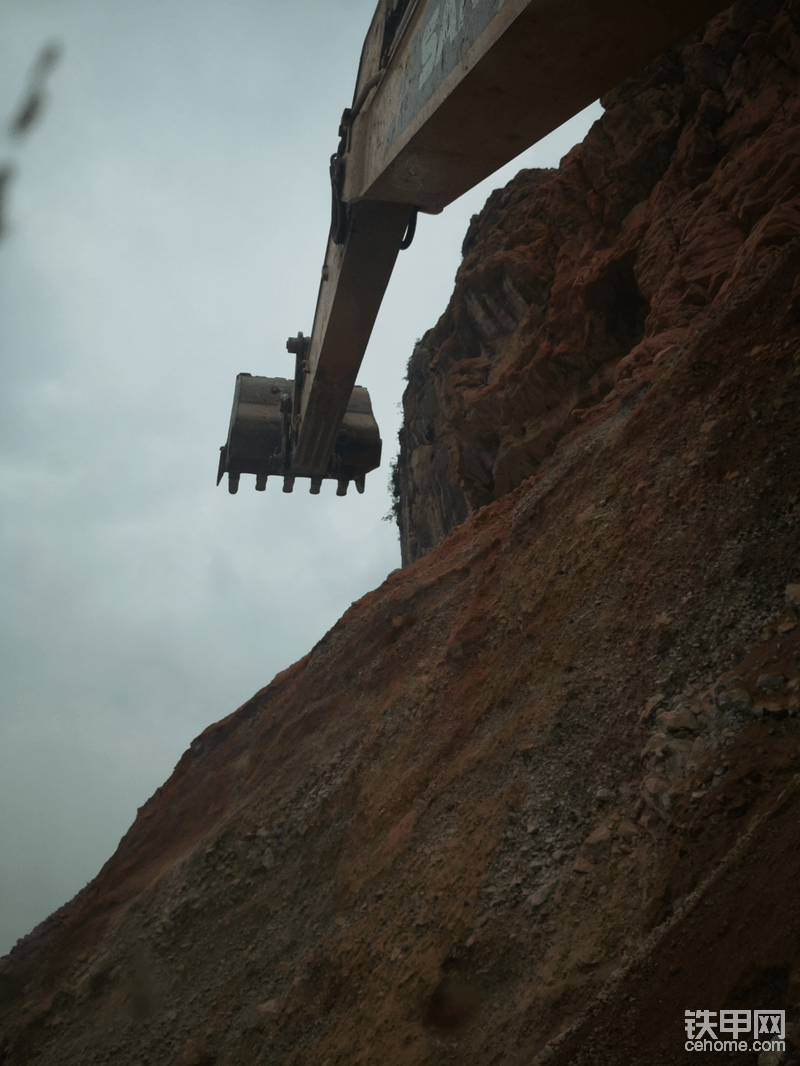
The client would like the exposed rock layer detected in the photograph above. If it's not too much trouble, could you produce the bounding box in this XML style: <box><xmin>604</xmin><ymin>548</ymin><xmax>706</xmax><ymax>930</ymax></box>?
<box><xmin>395</xmin><ymin>0</ymin><xmax>800</xmax><ymax>564</ymax></box>
<box><xmin>3</xmin><ymin>3</ymin><xmax>800</xmax><ymax>1065</ymax></box>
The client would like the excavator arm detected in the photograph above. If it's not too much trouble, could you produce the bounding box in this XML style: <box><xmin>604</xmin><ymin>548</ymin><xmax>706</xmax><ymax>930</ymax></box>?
<box><xmin>218</xmin><ymin>0</ymin><xmax>731</xmax><ymax>496</ymax></box>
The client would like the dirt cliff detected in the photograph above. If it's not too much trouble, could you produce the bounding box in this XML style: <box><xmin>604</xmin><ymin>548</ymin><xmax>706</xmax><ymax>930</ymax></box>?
<box><xmin>395</xmin><ymin>0</ymin><xmax>800</xmax><ymax>566</ymax></box>
<box><xmin>2</xmin><ymin>2</ymin><xmax>800</xmax><ymax>1065</ymax></box>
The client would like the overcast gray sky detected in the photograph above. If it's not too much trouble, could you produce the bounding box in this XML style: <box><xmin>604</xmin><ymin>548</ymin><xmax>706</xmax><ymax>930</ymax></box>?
<box><xmin>0</xmin><ymin>0</ymin><xmax>601</xmax><ymax>957</ymax></box>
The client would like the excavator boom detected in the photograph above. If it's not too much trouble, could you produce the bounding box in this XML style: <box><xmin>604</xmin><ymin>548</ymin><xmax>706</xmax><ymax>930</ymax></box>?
<box><xmin>219</xmin><ymin>0</ymin><xmax>732</xmax><ymax>496</ymax></box>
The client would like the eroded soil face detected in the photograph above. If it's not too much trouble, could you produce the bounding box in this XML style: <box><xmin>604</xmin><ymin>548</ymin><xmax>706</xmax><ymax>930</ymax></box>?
<box><xmin>3</xmin><ymin>3</ymin><xmax>800</xmax><ymax>1065</ymax></box>
<box><xmin>395</xmin><ymin>0</ymin><xmax>800</xmax><ymax>566</ymax></box>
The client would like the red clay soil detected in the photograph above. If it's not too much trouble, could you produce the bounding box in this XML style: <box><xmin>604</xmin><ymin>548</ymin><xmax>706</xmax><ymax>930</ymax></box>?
<box><xmin>395</xmin><ymin>0</ymin><xmax>800</xmax><ymax>565</ymax></box>
<box><xmin>2</xmin><ymin>3</ymin><xmax>800</xmax><ymax>1065</ymax></box>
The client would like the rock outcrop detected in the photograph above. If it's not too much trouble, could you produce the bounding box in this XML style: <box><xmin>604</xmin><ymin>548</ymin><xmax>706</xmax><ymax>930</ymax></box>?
<box><xmin>395</xmin><ymin>0</ymin><xmax>800</xmax><ymax>565</ymax></box>
<box><xmin>3</xmin><ymin>3</ymin><xmax>800</xmax><ymax>1064</ymax></box>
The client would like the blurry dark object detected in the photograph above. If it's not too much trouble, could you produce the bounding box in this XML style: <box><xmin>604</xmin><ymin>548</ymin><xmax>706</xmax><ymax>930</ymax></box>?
<box><xmin>8</xmin><ymin>40</ymin><xmax>62</xmax><ymax>139</ymax></box>
<box><xmin>35</xmin><ymin>44</ymin><xmax>62</xmax><ymax>75</ymax></box>
<box><xmin>0</xmin><ymin>41</ymin><xmax>62</xmax><ymax>241</ymax></box>
<box><xmin>0</xmin><ymin>165</ymin><xmax>14</xmax><ymax>239</ymax></box>
<box><xmin>9</xmin><ymin>93</ymin><xmax>43</xmax><ymax>138</ymax></box>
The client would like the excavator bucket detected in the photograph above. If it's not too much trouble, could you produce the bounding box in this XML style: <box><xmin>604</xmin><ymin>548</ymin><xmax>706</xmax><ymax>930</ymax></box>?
<box><xmin>217</xmin><ymin>373</ymin><xmax>381</xmax><ymax>495</ymax></box>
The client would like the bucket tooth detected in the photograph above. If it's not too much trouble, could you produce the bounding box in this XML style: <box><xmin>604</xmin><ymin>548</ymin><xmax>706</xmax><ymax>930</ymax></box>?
<box><xmin>228</xmin><ymin>473</ymin><xmax>240</xmax><ymax>495</ymax></box>
<box><xmin>310</xmin><ymin>477</ymin><xmax>322</xmax><ymax>494</ymax></box>
<box><xmin>336</xmin><ymin>478</ymin><xmax>349</xmax><ymax>497</ymax></box>
<box><xmin>255</xmin><ymin>473</ymin><xmax>267</xmax><ymax>491</ymax></box>
<box><xmin>355</xmin><ymin>475</ymin><xmax>365</xmax><ymax>494</ymax></box>
<box><xmin>283</xmin><ymin>475</ymin><xmax>295</xmax><ymax>493</ymax></box>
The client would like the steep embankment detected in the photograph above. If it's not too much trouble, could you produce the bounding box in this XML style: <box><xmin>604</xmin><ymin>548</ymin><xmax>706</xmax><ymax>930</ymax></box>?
<box><xmin>395</xmin><ymin>0</ymin><xmax>800</xmax><ymax>566</ymax></box>
<box><xmin>2</xmin><ymin>2</ymin><xmax>800</xmax><ymax>1065</ymax></box>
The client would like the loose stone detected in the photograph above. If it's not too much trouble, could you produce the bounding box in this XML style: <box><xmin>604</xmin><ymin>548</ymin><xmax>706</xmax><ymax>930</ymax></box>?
<box><xmin>581</xmin><ymin>825</ymin><xmax>612</xmax><ymax>861</ymax></box>
<box><xmin>756</xmin><ymin>673</ymin><xmax>785</xmax><ymax>693</ymax></box>
<box><xmin>528</xmin><ymin>881</ymin><xmax>559</xmax><ymax>908</ymax></box>
<box><xmin>716</xmin><ymin>688</ymin><xmax>753</xmax><ymax>714</ymax></box>
<box><xmin>656</xmin><ymin>706</ymin><xmax>700</xmax><ymax>733</ymax></box>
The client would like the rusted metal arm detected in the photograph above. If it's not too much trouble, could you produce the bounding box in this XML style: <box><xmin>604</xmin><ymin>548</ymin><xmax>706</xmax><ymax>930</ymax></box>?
<box><xmin>289</xmin><ymin>0</ymin><xmax>731</xmax><ymax>482</ymax></box>
<box><xmin>291</xmin><ymin>199</ymin><xmax>414</xmax><ymax>478</ymax></box>
<box><xmin>344</xmin><ymin>0</ymin><xmax>733</xmax><ymax>211</ymax></box>
<box><xmin>221</xmin><ymin>0</ymin><xmax>733</xmax><ymax>496</ymax></box>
